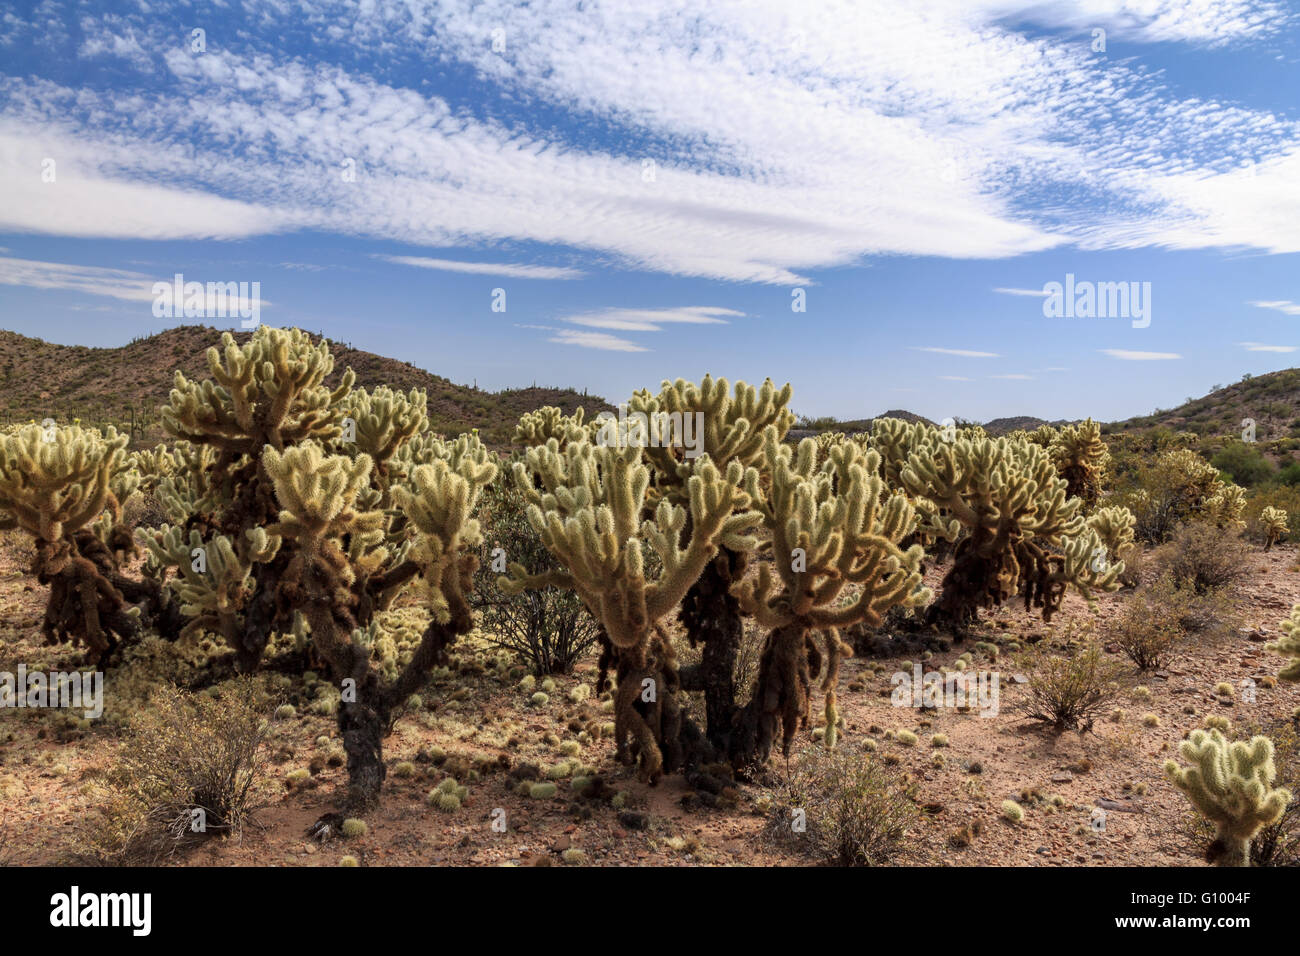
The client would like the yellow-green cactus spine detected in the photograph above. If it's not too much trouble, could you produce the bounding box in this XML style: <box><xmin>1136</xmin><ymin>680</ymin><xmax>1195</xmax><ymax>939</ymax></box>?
<box><xmin>1269</xmin><ymin>604</ymin><xmax>1300</xmax><ymax>683</ymax></box>
<box><xmin>0</xmin><ymin>423</ymin><xmax>156</xmax><ymax>660</ymax></box>
<box><xmin>1164</xmin><ymin>729</ymin><xmax>1291</xmax><ymax>866</ymax></box>
<box><xmin>1260</xmin><ymin>506</ymin><xmax>1288</xmax><ymax>550</ymax></box>
<box><xmin>730</xmin><ymin>431</ymin><xmax>929</xmax><ymax>762</ymax></box>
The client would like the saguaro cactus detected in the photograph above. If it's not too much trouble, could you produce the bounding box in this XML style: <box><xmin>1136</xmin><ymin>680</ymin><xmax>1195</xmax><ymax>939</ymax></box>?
<box><xmin>0</xmin><ymin>423</ymin><xmax>152</xmax><ymax>662</ymax></box>
<box><xmin>730</xmin><ymin>432</ymin><xmax>930</xmax><ymax>764</ymax></box>
<box><xmin>503</xmin><ymin>427</ymin><xmax>760</xmax><ymax>782</ymax></box>
<box><xmin>1164</xmin><ymin>729</ymin><xmax>1291</xmax><ymax>866</ymax></box>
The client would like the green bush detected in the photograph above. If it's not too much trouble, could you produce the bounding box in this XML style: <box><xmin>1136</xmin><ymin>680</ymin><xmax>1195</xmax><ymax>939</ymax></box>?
<box><xmin>1211</xmin><ymin>441</ymin><xmax>1275</xmax><ymax>487</ymax></box>
<box><xmin>471</xmin><ymin>460</ymin><xmax>600</xmax><ymax>674</ymax></box>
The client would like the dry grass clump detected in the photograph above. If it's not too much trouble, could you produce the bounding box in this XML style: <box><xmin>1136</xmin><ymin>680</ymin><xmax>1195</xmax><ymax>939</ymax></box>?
<box><xmin>76</xmin><ymin>680</ymin><xmax>270</xmax><ymax>864</ymax></box>
<box><xmin>766</xmin><ymin>748</ymin><xmax>918</xmax><ymax>866</ymax></box>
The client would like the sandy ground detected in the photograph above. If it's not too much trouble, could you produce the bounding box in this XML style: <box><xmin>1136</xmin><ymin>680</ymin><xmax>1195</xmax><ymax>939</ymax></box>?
<box><xmin>1</xmin><ymin>534</ymin><xmax>1297</xmax><ymax>868</ymax></box>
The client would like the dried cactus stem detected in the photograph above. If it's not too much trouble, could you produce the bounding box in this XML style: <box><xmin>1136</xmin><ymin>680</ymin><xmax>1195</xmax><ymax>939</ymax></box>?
<box><xmin>728</xmin><ymin>624</ymin><xmax>822</xmax><ymax>769</ymax></box>
<box><xmin>677</xmin><ymin>547</ymin><xmax>748</xmax><ymax>756</ymax></box>
<box><xmin>35</xmin><ymin>537</ymin><xmax>138</xmax><ymax>664</ymax></box>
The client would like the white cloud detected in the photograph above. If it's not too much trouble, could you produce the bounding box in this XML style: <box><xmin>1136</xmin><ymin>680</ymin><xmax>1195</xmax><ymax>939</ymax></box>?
<box><xmin>993</xmin><ymin>287</ymin><xmax>1050</xmax><ymax>297</ymax></box>
<box><xmin>0</xmin><ymin>256</ymin><xmax>157</xmax><ymax>302</ymax></box>
<box><xmin>990</xmin><ymin>373</ymin><xmax>1033</xmax><ymax>379</ymax></box>
<box><xmin>1101</xmin><ymin>349</ymin><xmax>1182</xmax><ymax>360</ymax></box>
<box><xmin>549</xmin><ymin>329</ymin><xmax>648</xmax><ymax>352</ymax></box>
<box><xmin>912</xmin><ymin>347</ymin><xmax>1000</xmax><ymax>358</ymax></box>
<box><xmin>560</xmin><ymin>306</ymin><xmax>741</xmax><ymax>332</ymax></box>
<box><xmin>375</xmin><ymin>255</ymin><xmax>585</xmax><ymax>280</ymax></box>
<box><xmin>1239</xmin><ymin>341</ymin><xmax>1297</xmax><ymax>352</ymax></box>
<box><xmin>0</xmin><ymin>256</ymin><xmax>268</xmax><ymax>315</ymax></box>
<box><xmin>0</xmin><ymin>0</ymin><xmax>1295</xmax><ymax>279</ymax></box>
<box><xmin>938</xmin><ymin>375</ymin><xmax>972</xmax><ymax>381</ymax></box>
<box><xmin>1251</xmin><ymin>299</ymin><xmax>1300</xmax><ymax>316</ymax></box>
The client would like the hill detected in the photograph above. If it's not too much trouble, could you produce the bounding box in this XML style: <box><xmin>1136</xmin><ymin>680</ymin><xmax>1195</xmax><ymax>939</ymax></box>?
<box><xmin>1104</xmin><ymin>368</ymin><xmax>1300</xmax><ymax>443</ymax></box>
<box><xmin>0</xmin><ymin>326</ymin><xmax>611</xmax><ymax>447</ymax></box>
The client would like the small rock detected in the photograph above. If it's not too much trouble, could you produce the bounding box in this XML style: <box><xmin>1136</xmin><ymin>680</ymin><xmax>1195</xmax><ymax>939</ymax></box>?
<box><xmin>1050</xmin><ymin>772</ymin><xmax>1074</xmax><ymax>784</ymax></box>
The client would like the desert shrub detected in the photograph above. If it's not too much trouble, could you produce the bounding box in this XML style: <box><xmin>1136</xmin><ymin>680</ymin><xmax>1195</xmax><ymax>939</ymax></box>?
<box><xmin>1211</xmin><ymin>441</ymin><xmax>1275</xmax><ymax>487</ymax></box>
<box><xmin>766</xmin><ymin>748</ymin><xmax>919</xmax><ymax>866</ymax></box>
<box><xmin>1156</xmin><ymin>523</ymin><xmax>1249</xmax><ymax>594</ymax></box>
<box><xmin>78</xmin><ymin>681</ymin><xmax>270</xmax><ymax>864</ymax></box>
<box><xmin>1021</xmin><ymin>641</ymin><xmax>1124</xmax><ymax>731</ymax></box>
<box><xmin>1111</xmin><ymin>578</ymin><xmax>1185</xmax><ymax>670</ymax></box>
<box><xmin>472</xmin><ymin>463</ymin><xmax>599</xmax><ymax>674</ymax></box>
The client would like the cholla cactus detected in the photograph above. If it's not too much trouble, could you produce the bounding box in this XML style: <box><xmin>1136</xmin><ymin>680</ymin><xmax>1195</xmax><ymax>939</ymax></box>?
<box><xmin>1269</xmin><ymin>604</ymin><xmax>1300</xmax><ymax>683</ymax></box>
<box><xmin>164</xmin><ymin>327</ymin><xmax>352</xmax><ymax>458</ymax></box>
<box><xmin>333</xmin><ymin>386</ymin><xmax>428</xmax><ymax>499</ymax></box>
<box><xmin>1086</xmin><ymin>505</ymin><xmax>1136</xmax><ymax>564</ymax></box>
<box><xmin>0</xmin><ymin>423</ymin><xmax>164</xmax><ymax>661</ymax></box>
<box><xmin>513</xmin><ymin>406</ymin><xmax>593</xmax><ymax>447</ymax></box>
<box><xmin>1164</xmin><ymin>729</ymin><xmax>1291</xmax><ymax>866</ymax></box>
<box><xmin>147</xmin><ymin>327</ymin><xmax>356</xmax><ymax>668</ymax></box>
<box><xmin>263</xmin><ymin>436</ymin><xmax>496</xmax><ymax>807</ymax></box>
<box><xmin>1120</xmin><ymin>447</ymin><xmax>1238</xmax><ymax>542</ymax></box>
<box><xmin>139</xmin><ymin>526</ymin><xmax>280</xmax><ymax>644</ymax></box>
<box><xmin>892</xmin><ymin>422</ymin><xmax>1121</xmax><ymax>626</ymax></box>
<box><xmin>1050</xmin><ymin>419</ymin><xmax>1109</xmax><ymax>507</ymax></box>
<box><xmin>622</xmin><ymin>375</ymin><xmax>796</xmax><ymax>757</ymax></box>
<box><xmin>141</xmin><ymin>327</ymin><xmax>499</xmax><ymax>809</ymax></box>
<box><xmin>503</xmin><ymin>426</ymin><xmax>760</xmax><ymax>781</ymax></box>
<box><xmin>1259</xmin><ymin>506</ymin><xmax>1289</xmax><ymax>550</ymax></box>
<box><xmin>730</xmin><ymin>432</ymin><xmax>930</xmax><ymax>763</ymax></box>
<box><xmin>1205</xmin><ymin>484</ymin><xmax>1247</xmax><ymax>532</ymax></box>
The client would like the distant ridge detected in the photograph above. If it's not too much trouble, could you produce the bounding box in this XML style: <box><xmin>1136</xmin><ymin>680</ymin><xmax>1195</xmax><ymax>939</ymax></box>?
<box><xmin>0</xmin><ymin>326</ymin><xmax>611</xmax><ymax>446</ymax></box>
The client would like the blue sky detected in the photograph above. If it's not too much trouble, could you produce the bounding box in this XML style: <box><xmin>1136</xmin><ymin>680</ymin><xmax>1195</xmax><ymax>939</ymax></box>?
<box><xmin>1</xmin><ymin>0</ymin><xmax>1298</xmax><ymax>424</ymax></box>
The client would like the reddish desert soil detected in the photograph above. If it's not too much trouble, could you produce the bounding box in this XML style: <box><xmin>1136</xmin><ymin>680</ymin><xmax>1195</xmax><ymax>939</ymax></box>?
<box><xmin>1</xmin><ymin>534</ymin><xmax>1297</xmax><ymax>868</ymax></box>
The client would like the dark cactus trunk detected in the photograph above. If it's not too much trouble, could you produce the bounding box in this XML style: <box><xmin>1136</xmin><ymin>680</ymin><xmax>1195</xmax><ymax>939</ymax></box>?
<box><xmin>679</xmin><ymin>549</ymin><xmax>746</xmax><ymax>759</ymax></box>
<box><xmin>339</xmin><ymin>682</ymin><xmax>388</xmax><ymax>811</ymax></box>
